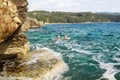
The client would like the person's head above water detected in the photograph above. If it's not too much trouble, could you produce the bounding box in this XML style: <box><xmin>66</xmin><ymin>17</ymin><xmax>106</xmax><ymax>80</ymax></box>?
<box><xmin>64</xmin><ymin>35</ymin><xmax>70</xmax><ymax>40</ymax></box>
<box><xmin>64</xmin><ymin>35</ymin><xmax>68</xmax><ymax>39</ymax></box>
<box><xmin>57</xmin><ymin>35</ymin><xmax>61</xmax><ymax>39</ymax></box>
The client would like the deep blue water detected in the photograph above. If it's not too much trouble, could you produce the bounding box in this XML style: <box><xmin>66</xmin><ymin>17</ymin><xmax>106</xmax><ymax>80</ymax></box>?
<box><xmin>26</xmin><ymin>22</ymin><xmax>120</xmax><ymax>80</ymax></box>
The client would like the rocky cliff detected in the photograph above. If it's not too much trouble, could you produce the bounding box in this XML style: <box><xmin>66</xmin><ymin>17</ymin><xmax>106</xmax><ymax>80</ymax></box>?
<box><xmin>0</xmin><ymin>0</ymin><xmax>68</xmax><ymax>79</ymax></box>
<box><xmin>0</xmin><ymin>0</ymin><xmax>27</xmax><ymax>43</ymax></box>
<box><xmin>0</xmin><ymin>0</ymin><xmax>30</xmax><ymax>59</ymax></box>
<box><xmin>0</xmin><ymin>0</ymin><xmax>44</xmax><ymax>58</ymax></box>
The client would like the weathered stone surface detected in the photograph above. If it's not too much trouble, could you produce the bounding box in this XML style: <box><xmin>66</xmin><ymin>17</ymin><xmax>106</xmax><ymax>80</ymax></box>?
<box><xmin>29</xmin><ymin>18</ymin><xmax>44</xmax><ymax>28</ymax></box>
<box><xmin>0</xmin><ymin>0</ymin><xmax>28</xmax><ymax>43</ymax></box>
<box><xmin>0</xmin><ymin>33</ymin><xmax>30</xmax><ymax>60</ymax></box>
<box><xmin>0</xmin><ymin>48</ymin><xmax>69</xmax><ymax>80</ymax></box>
<box><xmin>0</xmin><ymin>0</ymin><xmax>30</xmax><ymax>59</ymax></box>
<box><xmin>10</xmin><ymin>0</ymin><xmax>28</xmax><ymax>23</ymax></box>
<box><xmin>0</xmin><ymin>0</ymin><xmax>20</xmax><ymax>43</ymax></box>
<box><xmin>21</xmin><ymin>18</ymin><xmax>44</xmax><ymax>32</ymax></box>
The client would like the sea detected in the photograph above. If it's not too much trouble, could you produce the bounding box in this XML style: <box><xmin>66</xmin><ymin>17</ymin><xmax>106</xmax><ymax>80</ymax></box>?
<box><xmin>26</xmin><ymin>22</ymin><xmax>120</xmax><ymax>80</ymax></box>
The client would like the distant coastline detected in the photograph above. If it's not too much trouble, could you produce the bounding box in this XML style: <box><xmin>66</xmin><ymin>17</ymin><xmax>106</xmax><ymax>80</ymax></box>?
<box><xmin>28</xmin><ymin>11</ymin><xmax>120</xmax><ymax>23</ymax></box>
<box><xmin>45</xmin><ymin>21</ymin><xmax>119</xmax><ymax>25</ymax></box>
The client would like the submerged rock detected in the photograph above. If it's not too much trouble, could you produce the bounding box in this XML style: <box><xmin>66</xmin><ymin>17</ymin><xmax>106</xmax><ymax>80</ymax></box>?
<box><xmin>0</xmin><ymin>48</ymin><xmax>69</xmax><ymax>80</ymax></box>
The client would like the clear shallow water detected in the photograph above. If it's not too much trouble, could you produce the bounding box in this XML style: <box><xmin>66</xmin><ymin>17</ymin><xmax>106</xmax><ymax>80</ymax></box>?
<box><xmin>26</xmin><ymin>22</ymin><xmax>120</xmax><ymax>80</ymax></box>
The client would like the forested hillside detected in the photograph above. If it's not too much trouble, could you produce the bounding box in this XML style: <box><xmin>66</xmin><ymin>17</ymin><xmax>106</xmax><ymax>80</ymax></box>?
<box><xmin>28</xmin><ymin>11</ymin><xmax>120</xmax><ymax>23</ymax></box>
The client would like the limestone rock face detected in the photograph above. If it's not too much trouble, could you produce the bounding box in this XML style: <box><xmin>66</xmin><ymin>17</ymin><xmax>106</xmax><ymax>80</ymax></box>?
<box><xmin>0</xmin><ymin>0</ymin><xmax>29</xmax><ymax>58</ymax></box>
<box><xmin>28</xmin><ymin>18</ymin><xmax>44</xmax><ymax>28</ymax></box>
<box><xmin>21</xmin><ymin>18</ymin><xmax>44</xmax><ymax>32</ymax></box>
<box><xmin>10</xmin><ymin>0</ymin><xmax>28</xmax><ymax>23</ymax></box>
<box><xmin>0</xmin><ymin>33</ymin><xmax>30</xmax><ymax>60</ymax></box>
<box><xmin>0</xmin><ymin>0</ymin><xmax>20</xmax><ymax>43</ymax></box>
<box><xmin>0</xmin><ymin>0</ymin><xmax>28</xmax><ymax>43</ymax></box>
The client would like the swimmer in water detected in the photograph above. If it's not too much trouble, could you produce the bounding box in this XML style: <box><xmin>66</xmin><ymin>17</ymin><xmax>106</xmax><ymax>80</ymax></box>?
<box><xmin>57</xmin><ymin>35</ymin><xmax>61</xmax><ymax>40</ymax></box>
<box><xmin>64</xmin><ymin>35</ymin><xmax>70</xmax><ymax>40</ymax></box>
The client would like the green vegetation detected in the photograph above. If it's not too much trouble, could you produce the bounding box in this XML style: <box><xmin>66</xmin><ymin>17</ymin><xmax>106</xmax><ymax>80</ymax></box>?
<box><xmin>28</xmin><ymin>10</ymin><xmax>120</xmax><ymax>23</ymax></box>
<box><xmin>97</xmin><ymin>14</ymin><xmax>120</xmax><ymax>22</ymax></box>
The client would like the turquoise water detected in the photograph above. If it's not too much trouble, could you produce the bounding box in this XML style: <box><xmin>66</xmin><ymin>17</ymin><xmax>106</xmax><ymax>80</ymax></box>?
<box><xmin>26</xmin><ymin>22</ymin><xmax>120</xmax><ymax>80</ymax></box>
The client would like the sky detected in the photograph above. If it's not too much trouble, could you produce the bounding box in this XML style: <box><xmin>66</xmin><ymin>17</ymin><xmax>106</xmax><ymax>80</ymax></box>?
<box><xmin>28</xmin><ymin>0</ymin><xmax>120</xmax><ymax>12</ymax></box>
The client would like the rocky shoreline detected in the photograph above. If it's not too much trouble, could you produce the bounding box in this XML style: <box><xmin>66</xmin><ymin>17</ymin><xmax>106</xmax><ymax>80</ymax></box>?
<box><xmin>0</xmin><ymin>0</ymin><xmax>68</xmax><ymax>80</ymax></box>
<box><xmin>0</xmin><ymin>48</ymin><xmax>69</xmax><ymax>80</ymax></box>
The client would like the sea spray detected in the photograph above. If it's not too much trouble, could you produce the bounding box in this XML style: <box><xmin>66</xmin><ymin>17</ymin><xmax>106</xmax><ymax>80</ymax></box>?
<box><xmin>28</xmin><ymin>47</ymin><xmax>69</xmax><ymax>80</ymax></box>
<box><xmin>0</xmin><ymin>47</ymin><xmax>69</xmax><ymax>80</ymax></box>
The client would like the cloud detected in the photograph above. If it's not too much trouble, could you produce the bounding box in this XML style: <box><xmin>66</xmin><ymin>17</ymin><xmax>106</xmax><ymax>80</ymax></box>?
<box><xmin>28</xmin><ymin>0</ymin><xmax>120</xmax><ymax>12</ymax></box>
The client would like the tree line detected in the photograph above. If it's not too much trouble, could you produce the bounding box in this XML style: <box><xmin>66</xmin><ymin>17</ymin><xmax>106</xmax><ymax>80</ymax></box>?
<box><xmin>28</xmin><ymin>10</ymin><xmax>120</xmax><ymax>23</ymax></box>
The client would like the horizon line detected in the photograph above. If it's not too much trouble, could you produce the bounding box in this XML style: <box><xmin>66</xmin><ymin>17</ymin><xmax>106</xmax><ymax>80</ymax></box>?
<box><xmin>28</xmin><ymin>10</ymin><xmax>120</xmax><ymax>13</ymax></box>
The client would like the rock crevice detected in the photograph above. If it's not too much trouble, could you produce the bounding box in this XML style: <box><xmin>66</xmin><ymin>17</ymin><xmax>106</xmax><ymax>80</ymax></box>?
<box><xmin>0</xmin><ymin>0</ymin><xmax>30</xmax><ymax>59</ymax></box>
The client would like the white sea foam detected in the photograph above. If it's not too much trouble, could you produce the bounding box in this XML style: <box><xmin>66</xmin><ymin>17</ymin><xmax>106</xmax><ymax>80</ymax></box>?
<box><xmin>42</xmin><ymin>47</ymin><xmax>63</xmax><ymax>59</ymax></box>
<box><xmin>72</xmin><ymin>48</ymin><xmax>93</xmax><ymax>55</ymax></box>
<box><xmin>28</xmin><ymin>29</ymin><xmax>38</xmax><ymax>32</ymax></box>
<box><xmin>55</xmin><ymin>40</ymin><xmax>63</xmax><ymax>44</ymax></box>
<box><xmin>30</xmin><ymin>44</ymin><xmax>43</xmax><ymax>50</ymax></box>
<box><xmin>114</xmin><ymin>57</ymin><xmax>120</xmax><ymax>63</ymax></box>
<box><xmin>92</xmin><ymin>53</ymin><xmax>119</xmax><ymax>80</ymax></box>
<box><xmin>26</xmin><ymin>47</ymin><xmax>63</xmax><ymax>64</ymax></box>
<box><xmin>28</xmin><ymin>28</ymin><xmax>44</xmax><ymax>32</ymax></box>
<box><xmin>66</xmin><ymin>54</ymin><xmax>75</xmax><ymax>59</ymax></box>
<box><xmin>92</xmin><ymin>53</ymin><xmax>104</xmax><ymax>62</ymax></box>
<box><xmin>113</xmin><ymin>52</ymin><xmax>120</xmax><ymax>62</ymax></box>
<box><xmin>99</xmin><ymin>62</ymin><xmax>119</xmax><ymax>80</ymax></box>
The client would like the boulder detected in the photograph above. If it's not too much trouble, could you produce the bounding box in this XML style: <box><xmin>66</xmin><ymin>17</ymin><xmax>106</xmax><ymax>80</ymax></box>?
<box><xmin>21</xmin><ymin>18</ymin><xmax>44</xmax><ymax>32</ymax></box>
<box><xmin>0</xmin><ymin>48</ymin><xmax>69</xmax><ymax>80</ymax></box>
